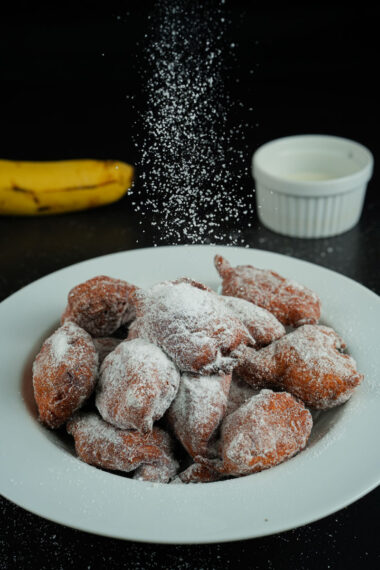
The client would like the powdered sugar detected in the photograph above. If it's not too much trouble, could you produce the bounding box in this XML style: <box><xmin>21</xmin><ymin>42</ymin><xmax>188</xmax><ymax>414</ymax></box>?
<box><xmin>215</xmin><ymin>255</ymin><xmax>321</xmax><ymax>327</ymax></box>
<box><xmin>96</xmin><ymin>338</ymin><xmax>180</xmax><ymax>433</ymax></box>
<box><xmin>237</xmin><ymin>325</ymin><xmax>363</xmax><ymax>409</ymax></box>
<box><xmin>36</xmin><ymin>321</ymin><xmax>97</xmax><ymax>371</ymax></box>
<box><xmin>67</xmin><ymin>412</ymin><xmax>176</xmax><ymax>476</ymax></box>
<box><xmin>32</xmin><ymin>321</ymin><xmax>98</xmax><ymax>428</ymax></box>
<box><xmin>280</xmin><ymin>325</ymin><xmax>353</xmax><ymax>378</ymax></box>
<box><xmin>129</xmin><ymin>280</ymin><xmax>254</xmax><ymax>374</ymax></box>
<box><xmin>49</xmin><ymin>329</ymin><xmax>70</xmax><ymax>361</ymax></box>
<box><xmin>130</xmin><ymin>0</ymin><xmax>254</xmax><ymax>245</ymax></box>
<box><xmin>174</xmin><ymin>462</ymin><xmax>223</xmax><ymax>484</ymax></box>
<box><xmin>206</xmin><ymin>389</ymin><xmax>313</xmax><ymax>476</ymax></box>
<box><xmin>68</xmin><ymin>411</ymin><xmax>122</xmax><ymax>449</ymax></box>
<box><xmin>168</xmin><ymin>373</ymin><xmax>231</xmax><ymax>457</ymax></box>
<box><xmin>219</xmin><ymin>295</ymin><xmax>286</xmax><ymax>347</ymax></box>
<box><xmin>133</xmin><ymin>459</ymin><xmax>179</xmax><ymax>484</ymax></box>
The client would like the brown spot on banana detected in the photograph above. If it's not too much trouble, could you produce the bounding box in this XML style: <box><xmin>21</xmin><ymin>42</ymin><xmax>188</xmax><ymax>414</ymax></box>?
<box><xmin>10</xmin><ymin>185</ymin><xmax>40</xmax><ymax>204</ymax></box>
<box><xmin>10</xmin><ymin>180</ymin><xmax>114</xmax><ymax>193</ymax></box>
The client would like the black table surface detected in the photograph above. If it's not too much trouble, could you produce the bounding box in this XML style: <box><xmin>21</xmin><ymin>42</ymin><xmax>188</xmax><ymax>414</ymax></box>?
<box><xmin>1</xmin><ymin>2</ymin><xmax>379</xmax><ymax>569</ymax></box>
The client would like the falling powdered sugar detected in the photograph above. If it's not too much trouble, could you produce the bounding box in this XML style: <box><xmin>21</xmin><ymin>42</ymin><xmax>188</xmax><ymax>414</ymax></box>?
<box><xmin>131</xmin><ymin>0</ymin><xmax>254</xmax><ymax>245</ymax></box>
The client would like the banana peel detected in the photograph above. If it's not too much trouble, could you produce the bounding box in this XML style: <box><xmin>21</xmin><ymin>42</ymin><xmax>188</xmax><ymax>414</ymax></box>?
<box><xmin>0</xmin><ymin>159</ymin><xmax>134</xmax><ymax>215</ymax></box>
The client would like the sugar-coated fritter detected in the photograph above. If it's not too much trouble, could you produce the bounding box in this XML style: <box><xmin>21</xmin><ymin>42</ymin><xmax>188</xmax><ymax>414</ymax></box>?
<box><xmin>62</xmin><ymin>275</ymin><xmax>137</xmax><ymax>337</ymax></box>
<box><xmin>67</xmin><ymin>412</ymin><xmax>177</xmax><ymax>480</ymax></box>
<box><xmin>128</xmin><ymin>279</ymin><xmax>255</xmax><ymax>375</ymax></box>
<box><xmin>132</xmin><ymin>461</ymin><xmax>179</xmax><ymax>483</ymax></box>
<box><xmin>33</xmin><ymin>261</ymin><xmax>364</xmax><ymax>485</ymax></box>
<box><xmin>236</xmin><ymin>325</ymin><xmax>363</xmax><ymax>409</ymax></box>
<box><xmin>132</xmin><ymin>426</ymin><xmax>179</xmax><ymax>483</ymax></box>
<box><xmin>96</xmin><ymin>338</ymin><xmax>180</xmax><ymax>433</ymax></box>
<box><xmin>215</xmin><ymin>255</ymin><xmax>321</xmax><ymax>327</ymax></box>
<box><xmin>32</xmin><ymin>321</ymin><xmax>98</xmax><ymax>429</ymax></box>
<box><xmin>198</xmin><ymin>389</ymin><xmax>312</xmax><ymax>476</ymax></box>
<box><xmin>172</xmin><ymin>462</ymin><xmax>223</xmax><ymax>484</ymax></box>
<box><xmin>167</xmin><ymin>373</ymin><xmax>231</xmax><ymax>458</ymax></box>
<box><xmin>219</xmin><ymin>295</ymin><xmax>286</xmax><ymax>347</ymax></box>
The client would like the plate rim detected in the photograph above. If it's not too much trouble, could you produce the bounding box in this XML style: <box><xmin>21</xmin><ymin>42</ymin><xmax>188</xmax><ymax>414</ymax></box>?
<box><xmin>1</xmin><ymin>244</ymin><xmax>379</xmax><ymax>306</ymax></box>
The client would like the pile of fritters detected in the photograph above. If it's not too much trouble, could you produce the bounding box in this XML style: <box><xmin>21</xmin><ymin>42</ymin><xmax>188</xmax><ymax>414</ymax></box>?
<box><xmin>32</xmin><ymin>256</ymin><xmax>363</xmax><ymax>483</ymax></box>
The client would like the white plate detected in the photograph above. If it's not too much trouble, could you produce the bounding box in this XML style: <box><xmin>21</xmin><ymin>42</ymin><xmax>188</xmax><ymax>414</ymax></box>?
<box><xmin>1</xmin><ymin>245</ymin><xmax>379</xmax><ymax>544</ymax></box>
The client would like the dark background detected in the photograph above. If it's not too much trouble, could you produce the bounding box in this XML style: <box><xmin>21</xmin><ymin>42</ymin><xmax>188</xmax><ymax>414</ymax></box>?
<box><xmin>0</xmin><ymin>1</ymin><xmax>379</xmax><ymax>569</ymax></box>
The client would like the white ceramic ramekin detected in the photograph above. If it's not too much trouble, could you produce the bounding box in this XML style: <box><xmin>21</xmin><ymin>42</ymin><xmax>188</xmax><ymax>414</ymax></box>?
<box><xmin>252</xmin><ymin>135</ymin><xmax>374</xmax><ymax>238</ymax></box>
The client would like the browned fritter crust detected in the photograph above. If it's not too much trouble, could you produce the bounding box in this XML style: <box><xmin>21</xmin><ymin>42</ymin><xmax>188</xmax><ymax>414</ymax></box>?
<box><xmin>32</xmin><ymin>321</ymin><xmax>98</xmax><ymax>428</ymax></box>
<box><xmin>62</xmin><ymin>275</ymin><xmax>137</xmax><ymax>337</ymax></box>
<box><xmin>197</xmin><ymin>389</ymin><xmax>313</xmax><ymax>476</ymax></box>
<box><xmin>67</xmin><ymin>412</ymin><xmax>177</xmax><ymax>481</ymax></box>
<box><xmin>214</xmin><ymin>255</ymin><xmax>321</xmax><ymax>327</ymax></box>
<box><xmin>128</xmin><ymin>278</ymin><xmax>255</xmax><ymax>375</ymax></box>
<box><xmin>235</xmin><ymin>325</ymin><xmax>363</xmax><ymax>409</ymax></box>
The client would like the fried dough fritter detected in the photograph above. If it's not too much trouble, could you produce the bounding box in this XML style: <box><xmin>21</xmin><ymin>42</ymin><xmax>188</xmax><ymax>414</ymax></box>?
<box><xmin>62</xmin><ymin>275</ymin><xmax>137</xmax><ymax>337</ymax></box>
<box><xmin>32</xmin><ymin>321</ymin><xmax>98</xmax><ymax>428</ymax></box>
<box><xmin>197</xmin><ymin>389</ymin><xmax>312</xmax><ymax>476</ymax></box>
<box><xmin>236</xmin><ymin>325</ymin><xmax>363</xmax><ymax>409</ymax></box>
<box><xmin>96</xmin><ymin>338</ymin><xmax>180</xmax><ymax>433</ymax></box>
<box><xmin>128</xmin><ymin>279</ymin><xmax>255</xmax><ymax>375</ymax></box>
<box><xmin>214</xmin><ymin>255</ymin><xmax>321</xmax><ymax>327</ymax></box>
<box><xmin>167</xmin><ymin>373</ymin><xmax>231</xmax><ymax>458</ymax></box>
<box><xmin>67</xmin><ymin>412</ymin><xmax>178</xmax><ymax>482</ymax></box>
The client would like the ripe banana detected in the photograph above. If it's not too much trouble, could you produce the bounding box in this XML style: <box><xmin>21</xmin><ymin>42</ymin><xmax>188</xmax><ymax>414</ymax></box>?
<box><xmin>0</xmin><ymin>159</ymin><xmax>134</xmax><ymax>215</ymax></box>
